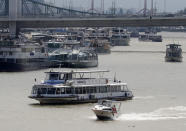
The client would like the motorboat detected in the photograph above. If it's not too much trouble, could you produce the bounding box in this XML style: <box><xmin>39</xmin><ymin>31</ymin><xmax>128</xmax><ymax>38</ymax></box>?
<box><xmin>92</xmin><ymin>100</ymin><xmax>121</xmax><ymax>120</ymax></box>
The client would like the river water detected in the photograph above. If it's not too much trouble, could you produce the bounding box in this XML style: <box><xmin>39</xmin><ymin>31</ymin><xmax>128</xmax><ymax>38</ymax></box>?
<box><xmin>0</xmin><ymin>32</ymin><xmax>186</xmax><ymax>131</ymax></box>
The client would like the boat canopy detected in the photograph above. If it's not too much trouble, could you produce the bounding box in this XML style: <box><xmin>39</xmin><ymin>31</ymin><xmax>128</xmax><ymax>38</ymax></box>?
<box><xmin>45</xmin><ymin>70</ymin><xmax>109</xmax><ymax>74</ymax></box>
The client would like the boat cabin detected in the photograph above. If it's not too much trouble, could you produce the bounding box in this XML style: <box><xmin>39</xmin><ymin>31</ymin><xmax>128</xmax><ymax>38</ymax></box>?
<box><xmin>32</xmin><ymin>70</ymin><xmax>131</xmax><ymax>97</ymax></box>
<box><xmin>166</xmin><ymin>44</ymin><xmax>182</xmax><ymax>56</ymax></box>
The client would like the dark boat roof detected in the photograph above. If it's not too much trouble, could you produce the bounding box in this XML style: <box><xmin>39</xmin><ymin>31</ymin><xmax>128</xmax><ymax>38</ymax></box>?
<box><xmin>166</xmin><ymin>44</ymin><xmax>181</xmax><ymax>46</ymax></box>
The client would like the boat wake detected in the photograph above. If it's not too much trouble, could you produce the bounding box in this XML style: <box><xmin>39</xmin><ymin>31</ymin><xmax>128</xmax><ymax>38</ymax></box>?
<box><xmin>117</xmin><ymin>106</ymin><xmax>186</xmax><ymax>121</ymax></box>
<box><xmin>134</xmin><ymin>96</ymin><xmax>155</xmax><ymax>100</ymax></box>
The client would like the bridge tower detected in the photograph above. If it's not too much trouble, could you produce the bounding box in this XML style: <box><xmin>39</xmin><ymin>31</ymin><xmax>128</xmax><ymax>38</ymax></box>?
<box><xmin>151</xmin><ymin>0</ymin><xmax>153</xmax><ymax>16</ymax></box>
<box><xmin>101</xmin><ymin>0</ymin><xmax>104</xmax><ymax>14</ymax></box>
<box><xmin>143</xmin><ymin>0</ymin><xmax>147</xmax><ymax>16</ymax></box>
<box><xmin>91</xmin><ymin>0</ymin><xmax>94</xmax><ymax>14</ymax></box>
<box><xmin>9</xmin><ymin>0</ymin><xmax>22</xmax><ymax>37</ymax></box>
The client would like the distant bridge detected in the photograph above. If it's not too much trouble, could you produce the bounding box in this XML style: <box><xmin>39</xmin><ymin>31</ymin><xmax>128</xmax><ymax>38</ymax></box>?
<box><xmin>1</xmin><ymin>0</ymin><xmax>186</xmax><ymax>37</ymax></box>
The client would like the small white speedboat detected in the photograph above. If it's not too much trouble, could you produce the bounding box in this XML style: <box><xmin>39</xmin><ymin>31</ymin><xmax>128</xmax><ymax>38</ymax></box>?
<box><xmin>92</xmin><ymin>100</ymin><xmax>121</xmax><ymax>120</ymax></box>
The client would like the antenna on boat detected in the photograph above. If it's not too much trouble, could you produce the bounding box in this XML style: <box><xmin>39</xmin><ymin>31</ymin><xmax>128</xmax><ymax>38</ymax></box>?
<box><xmin>114</xmin><ymin>72</ymin><xmax>117</xmax><ymax>82</ymax></box>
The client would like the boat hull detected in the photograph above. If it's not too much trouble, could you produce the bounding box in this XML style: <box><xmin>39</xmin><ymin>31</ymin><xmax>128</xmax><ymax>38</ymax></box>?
<box><xmin>58</xmin><ymin>60</ymin><xmax>98</xmax><ymax>68</ymax></box>
<box><xmin>0</xmin><ymin>61</ymin><xmax>54</xmax><ymax>72</ymax></box>
<box><xmin>92</xmin><ymin>109</ymin><xmax>114</xmax><ymax>120</ymax></box>
<box><xmin>111</xmin><ymin>39</ymin><xmax>130</xmax><ymax>46</ymax></box>
<box><xmin>165</xmin><ymin>57</ymin><xmax>183</xmax><ymax>62</ymax></box>
<box><xmin>29</xmin><ymin>95</ymin><xmax>133</xmax><ymax>104</ymax></box>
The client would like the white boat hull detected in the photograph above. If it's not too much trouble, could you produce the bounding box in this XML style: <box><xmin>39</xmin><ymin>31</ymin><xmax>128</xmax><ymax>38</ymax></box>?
<box><xmin>92</xmin><ymin>109</ymin><xmax>115</xmax><ymax>120</ymax></box>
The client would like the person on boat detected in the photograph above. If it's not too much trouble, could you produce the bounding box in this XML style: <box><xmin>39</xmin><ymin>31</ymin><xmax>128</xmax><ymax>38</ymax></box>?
<box><xmin>112</xmin><ymin>105</ymin><xmax>117</xmax><ymax>114</ymax></box>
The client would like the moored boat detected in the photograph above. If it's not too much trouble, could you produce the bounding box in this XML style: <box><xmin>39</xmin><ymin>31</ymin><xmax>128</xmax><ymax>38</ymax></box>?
<box><xmin>29</xmin><ymin>70</ymin><xmax>133</xmax><ymax>104</ymax></box>
<box><xmin>165</xmin><ymin>44</ymin><xmax>183</xmax><ymax>62</ymax></box>
<box><xmin>139</xmin><ymin>33</ymin><xmax>162</xmax><ymax>42</ymax></box>
<box><xmin>111</xmin><ymin>28</ymin><xmax>130</xmax><ymax>46</ymax></box>
<box><xmin>49</xmin><ymin>49</ymin><xmax>98</xmax><ymax>68</ymax></box>
<box><xmin>90</xmin><ymin>38</ymin><xmax>111</xmax><ymax>54</ymax></box>
<box><xmin>0</xmin><ymin>39</ymin><xmax>55</xmax><ymax>71</ymax></box>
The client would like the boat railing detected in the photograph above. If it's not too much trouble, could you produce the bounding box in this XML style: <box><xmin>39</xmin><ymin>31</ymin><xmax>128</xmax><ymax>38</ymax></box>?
<box><xmin>72</xmin><ymin>78</ymin><xmax>107</xmax><ymax>86</ymax></box>
<box><xmin>32</xmin><ymin>82</ymin><xmax>129</xmax><ymax>96</ymax></box>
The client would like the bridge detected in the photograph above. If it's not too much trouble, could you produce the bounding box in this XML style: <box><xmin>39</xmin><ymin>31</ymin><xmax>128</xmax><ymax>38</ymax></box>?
<box><xmin>1</xmin><ymin>0</ymin><xmax>186</xmax><ymax>37</ymax></box>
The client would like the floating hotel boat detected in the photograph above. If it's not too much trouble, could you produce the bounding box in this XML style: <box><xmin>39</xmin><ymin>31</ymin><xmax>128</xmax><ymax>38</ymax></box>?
<box><xmin>29</xmin><ymin>70</ymin><xmax>133</xmax><ymax>104</ymax></box>
<box><xmin>165</xmin><ymin>44</ymin><xmax>183</xmax><ymax>62</ymax></box>
<box><xmin>92</xmin><ymin>100</ymin><xmax>121</xmax><ymax>120</ymax></box>
<box><xmin>0</xmin><ymin>39</ymin><xmax>54</xmax><ymax>71</ymax></box>
<box><xmin>111</xmin><ymin>28</ymin><xmax>130</xmax><ymax>46</ymax></box>
<box><xmin>111</xmin><ymin>34</ymin><xmax>130</xmax><ymax>46</ymax></box>
<box><xmin>49</xmin><ymin>49</ymin><xmax>98</xmax><ymax>68</ymax></box>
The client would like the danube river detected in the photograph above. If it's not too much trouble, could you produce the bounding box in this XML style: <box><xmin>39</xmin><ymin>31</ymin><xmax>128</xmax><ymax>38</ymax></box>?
<box><xmin>0</xmin><ymin>32</ymin><xmax>186</xmax><ymax>131</ymax></box>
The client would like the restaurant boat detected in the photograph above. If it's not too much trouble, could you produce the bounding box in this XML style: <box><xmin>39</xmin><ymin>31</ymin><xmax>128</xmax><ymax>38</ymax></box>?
<box><xmin>165</xmin><ymin>44</ymin><xmax>183</xmax><ymax>62</ymax></box>
<box><xmin>29</xmin><ymin>70</ymin><xmax>133</xmax><ymax>104</ymax></box>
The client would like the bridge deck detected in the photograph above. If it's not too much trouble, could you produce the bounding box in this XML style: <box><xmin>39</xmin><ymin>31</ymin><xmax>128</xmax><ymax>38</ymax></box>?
<box><xmin>1</xmin><ymin>17</ymin><xmax>186</xmax><ymax>28</ymax></box>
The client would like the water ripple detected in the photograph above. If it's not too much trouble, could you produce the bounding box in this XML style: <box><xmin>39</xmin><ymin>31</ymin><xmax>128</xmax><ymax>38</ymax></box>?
<box><xmin>117</xmin><ymin>106</ymin><xmax>186</xmax><ymax>121</ymax></box>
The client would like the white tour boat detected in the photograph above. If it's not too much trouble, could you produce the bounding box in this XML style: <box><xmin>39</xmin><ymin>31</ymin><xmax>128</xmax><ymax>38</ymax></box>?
<box><xmin>29</xmin><ymin>70</ymin><xmax>133</xmax><ymax>104</ymax></box>
<box><xmin>92</xmin><ymin>100</ymin><xmax>121</xmax><ymax>120</ymax></box>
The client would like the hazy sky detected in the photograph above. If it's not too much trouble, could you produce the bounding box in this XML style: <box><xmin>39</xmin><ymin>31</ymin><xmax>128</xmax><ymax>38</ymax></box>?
<box><xmin>46</xmin><ymin>0</ymin><xmax>186</xmax><ymax>12</ymax></box>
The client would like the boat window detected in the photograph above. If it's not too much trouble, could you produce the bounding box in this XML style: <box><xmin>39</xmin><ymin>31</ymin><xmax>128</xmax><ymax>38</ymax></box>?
<box><xmin>56</xmin><ymin>88</ymin><xmax>61</xmax><ymax>94</ymax></box>
<box><xmin>118</xmin><ymin>86</ymin><xmax>121</xmax><ymax>92</ymax></box>
<box><xmin>47</xmin><ymin>73</ymin><xmax>60</xmax><ymax>80</ymax></box>
<box><xmin>111</xmin><ymin>86</ymin><xmax>115</xmax><ymax>92</ymax></box>
<box><xmin>121</xmin><ymin>85</ymin><xmax>128</xmax><ymax>91</ymax></box>
<box><xmin>107</xmin><ymin>86</ymin><xmax>111</xmax><ymax>92</ymax></box>
<box><xmin>75</xmin><ymin>87</ymin><xmax>83</xmax><ymax>94</ymax></box>
<box><xmin>100</xmin><ymin>86</ymin><xmax>107</xmax><ymax>93</ymax></box>
<box><xmin>32</xmin><ymin>87</ymin><xmax>38</xmax><ymax>94</ymax></box>
<box><xmin>66</xmin><ymin>88</ymin><xmax>73</xmax><ymax>94</ymax></box>
<box><xmin>64</xmin><ymin>73</ymin><xmax>72</xmax><ymax>80</ymax></box>
<box><xmin>40</xmin><ymin>88</ymin><xmax>47</xmax><ymax>94</ymax></box>
<box><xmin>82</xmin><ymin>87</ymin><xmax>86</xmax><ymax>94</ymax></box>
<box><xmin>96</xmin><ymin>86</ymin><xmax>100</xmax><ymax>93</ymax></box>
<box><xmin>121</xmin><ymin>86</ymin><xmax>124</xmax><ymax>91</ymax></box>
<box><xmin>60</xmin><ymin>88</ymin><xmax>65</xmax><ymax>94</ymax></box>
<box><xmin>41</xmin><ymin>47</ymin><xmax>45</xmax><ymax>53</ymax></box>
<box><xmin>47</xmin><ymin>88</ymin><xmax>56</xmax><ymax>94</ymax></box>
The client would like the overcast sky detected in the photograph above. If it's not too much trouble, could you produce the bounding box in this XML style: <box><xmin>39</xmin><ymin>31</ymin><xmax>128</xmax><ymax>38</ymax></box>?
<box><xmin>46</xmin><ymin>0</ymin><xmax>186</xmax><ymax>12</ymax></box>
